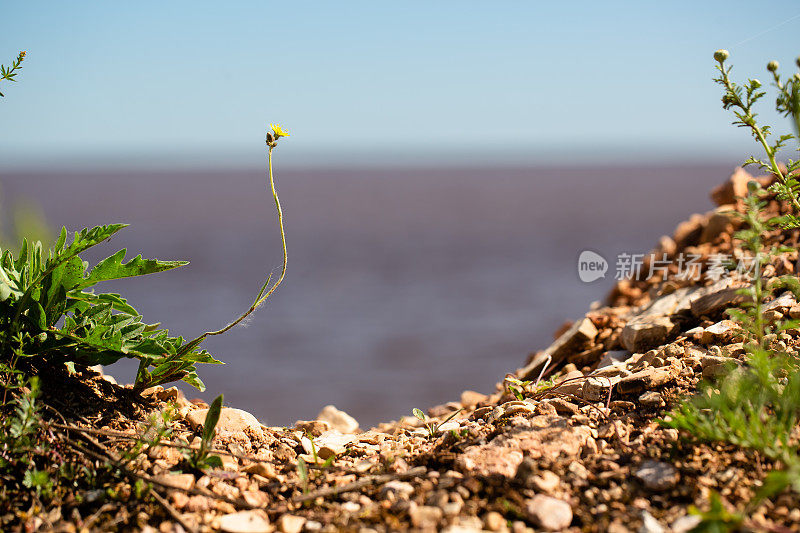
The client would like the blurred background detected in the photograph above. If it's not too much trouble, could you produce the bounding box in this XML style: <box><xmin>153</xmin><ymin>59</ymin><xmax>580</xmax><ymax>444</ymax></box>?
<box><xmin>0</xmin><ymin>2</ymin><xmax>798</xmax><ymax>427</ymax></box>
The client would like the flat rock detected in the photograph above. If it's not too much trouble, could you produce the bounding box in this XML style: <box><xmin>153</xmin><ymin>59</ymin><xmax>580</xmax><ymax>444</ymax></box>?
<box><xmin>218</xmin><ymin>510</ymin><xmax>271</xmax><ymax>533</ymax></box>
<box><xmin>621</xmin><ymin>317</ymin><xmax>677</xmax><ymax>352</ymax></box>
<box><xmin>315</xmin><ymin>405</ymin><xmax>359</xmax><ymax>434</ymax></box>
<box><xmin>635</xmin><ymin>460</ymin><xmax>679</xmax><ymax>491</ymax></box>
<box><xmin>552</xmin><ymin>370</ymin><xmax>585</xmax><ymax>396</ymax></box>
<box><xmin>186</xmin><ymin>408</ymin><xmax>264</xmax><ymax>441</ymax></box>
<box><xmin>617</xmin><ymin>367</ymin><xmax>676</xmax><ymax>395</ymax></box>
<box><xmin>700</xmin><ymin>208</ymin><xmax>734</xmax><ymax>243</ymax></box>
<box><xmin>638</xmin><ymin>391</ymin><xmax>665</xmax><ymax>408</ymax></box>
<box><xmin>636</xmin><ymin>286</ymin><xmax>698</xmax><ymax>318</ymax></box>
<box><xmin>460</xmin><ymin>390</ymin><xmax>487</xmax><ymax>407</ymax></box>
<box><xmin>710</xmin><ymin>167</ymin><xmax>752</xmax><ymax>206</ymax></box>
<box><xmin>456</xmin><ymin>445</ymin><xmax>523</xmax><ymax>479</ymax></box>
<box><xmin>699</xmin><ymin>320</ymin><xmax>741</xmax><ymax>344</ymax></box>
<box><xmin>582</xmin><ymin>376</ymin><xmax>620</xmax><ymax>402</ymax></box>
<box><xmin>152</xmin><ymin>473</ymin><xmax>194</xmax><ymax>491</ymax></box>
<box><xmin>543</xmin><ymin>397</ymin><xmax>579</xmax><ymax>415</ymax></box>
<box><xmin>519</xmin><ymin>318</ymin><xmax>597</xmax><ymax>378</ymax></box>
<box><xmin>691</xmin><ymin>285</ymin><xmax>750</xmax><ymax>317</ymax></box>
<box><xmin>597</xmin><ymin>350</ymin><xmax>632</xmax><ymax>368</ymax></box>
<box><xmin>525</xmin><ymin>494</ymin><xmax>573</xmax><ymax>530</ymax></box>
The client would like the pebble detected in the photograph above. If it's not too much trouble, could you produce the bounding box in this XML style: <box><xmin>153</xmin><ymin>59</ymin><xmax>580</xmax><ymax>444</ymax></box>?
<box><xmin>460</xmin><ymin>390</ymin><xmax>487</xmax><ymax>407</ymax></box>
<box><xmin>530</xmin><ymin>470</ymin><xmax>560</xmax><ymax>493</ymax></box>
<box><xmin>409</xmin><ymin>505</ymin><xmax>443</xmax><ymax>529</ymax></box>
<box><xmin>635</xmin><ymin>460</ymin><xmax>679</xmax><ymax>491</ymax></box>
<box><xmin>152</xmin><ymin>473</ymin><xmax>195</xmax><ymax>491</ymax></box>
<box><xmin>582</xmin><ymin>376</ymin><xmax>617</xmax><ymax>402</ymax></box>
<box><xmin>316</xmin><ymin>405</ymin><xmax>360</xmax><ymax>434</ymax></box>
<box><xmin>218</xmin><ymin>510</ymin><xmax>271</xmax><ymax>533</ymax></box>
<box><xmin>639</xmin><ymin>510</ymin><xmax>665</xmax><ymax>533</ymax></box>
<box><xmin>617</xmin><ymin>367</ymin><xmax>675</xmax><ymax>395</ymax></box>
<box><xmin>620</xmin><ymin>317</ymin><xmax>677</xmax><ymax>352</ymax></box>
<box><xmin>277</xmin><ymin>514</ymin><xmax>305</xmax><ymax>533</ymax></box>
<box><xmin>243</xmin><ymin>462</ymin><xmax>277</xmax><ymax>478</ymax></box>
<box><xmin>543</xmin><ymin>397</ymin><xmax>579</xmax><ymax>415</ymax></box>
<box><xmin>185</xmin><ymin>408</ymin><xmax>264</xmax><ymax>440</ymax></box>
<box><xmin>380</xmin><ymin>481</ymin><xmax>415</xmax><ymax>500</ymax></box>
<box><xmin>638</xmin><ymin>391</ymin><xmax>665</xmax><ymax>408</ymax></box>
<box><xmin>293</xmin><ymin>420</ymin><xmax>331</xmax><ymax>437</ymax></box>
<box><xmin>670</xmin><ymin>514</ymin><xmax>702</xmax><ymax>533</ymax></box>
<box><xmin>483</xmin><ymin>511</ymin><xmax>507</xmax><ymax>531</ymax></box>
<box><xmin>525</xmin><ymin>495</ymin><xmax>573</xmax><ymax>530</ymax></box>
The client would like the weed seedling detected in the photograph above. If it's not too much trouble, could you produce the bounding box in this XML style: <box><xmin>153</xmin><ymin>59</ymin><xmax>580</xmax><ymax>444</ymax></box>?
<box><xmin>412</xmin><ymin>407</ymin><xmax>463</xmax><ymax>439</ymax></box>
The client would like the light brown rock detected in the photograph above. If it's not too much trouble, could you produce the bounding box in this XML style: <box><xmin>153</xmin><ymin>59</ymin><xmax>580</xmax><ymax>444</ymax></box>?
<box><xmin>277</xmin><ymin>514</ymin><xmax>306</xmax><ymax>533</ymax></box>
<box><xmin>710</xmin><ymin>167</ymin><xmax>753</xmax><ymax>206</ymax></box>
<box><xmin>638</xmin><ymin>391</ymin><xmax>665</xmax><ymax>408</ymax></box>
<box><xmin>456</xmin><ymin>446</ymin><xmax>523</xmax><ymax>479</ymax></box>
<box><xmin>460</xmin><ymin>390</ymin><xmax>488</xmax><ymax>408</ymax></box>
<box><xmin>153</xmin><ymin>473</ymin><xmax>195</xmax><ymax>491</ymax></box>
<box><xmin>525</xmin><ymin>495</ymin><xmax>573</xmax><ymax>530</ymax></box>
<box><xmin>519</xmin><ymin>318</ymin><xmax>597</xmax><ymax>379</ymax></box>
<box><xmin>185</xmin><ymin>408</ymin><xmax>264</xmax><ymax>441</ymax></box>
<box><xmin>409</xmin><ymin>505</ymin><xmax>444</xmax><ymax>529</ymax></box>
<box><xmin>483</xmin><ymin>511</ymin><xmax>507</xmax><ymax>531</ymax></box>
<box><xmin>620</xmin><ymin>317</ymin><xmax>677</xmax><ymax>352</ymax></box>
<box><xmin>218</xmin><ymin>510</ymin><xmax>271</xmax><ymax>533</ymax></box>
<box><xmin>315</xmin><ymin>405</ymin><xmax>359</xmax><ymax>434</ymax></box>
<box><xmin>691</xmin><ymin>286</ymin><xmax>751</xmax><ymax>317</ymax></box>
<box><xmin>617</xmin><ymin>367</ymin><xmax>675</xmax><ymax>395</ymax></box>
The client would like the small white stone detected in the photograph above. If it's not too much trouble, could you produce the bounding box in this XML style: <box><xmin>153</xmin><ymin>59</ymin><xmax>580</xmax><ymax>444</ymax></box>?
<box><xmin>218</xmin><ymin>510</ymin><xmax>271</xmax><ymax>533</ymax></box>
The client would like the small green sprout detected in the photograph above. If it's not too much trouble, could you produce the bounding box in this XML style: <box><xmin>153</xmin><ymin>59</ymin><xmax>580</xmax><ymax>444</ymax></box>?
<box><xmin>412</xmin><ymin>407</ymin><xmax>463</xmax><ymax>439</ymax></box>
<box><xmin>297</xmin><ymin>456</ymin><xmax>309</xmax><ymax>495</ymax></box>
<box><xmin>189</xmin><ymin>394</ymin><xmax>223</xmax><ymax>470</ymax></box>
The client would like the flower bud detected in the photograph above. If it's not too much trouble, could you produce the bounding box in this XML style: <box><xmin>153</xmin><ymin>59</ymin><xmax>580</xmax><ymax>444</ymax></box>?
<box><xmin>747</xmin><ymin>180</ymin><xmax>760</xmax><ymax>193</ymax></box>
<box><xmin>795</xmin><ymin>73</ymin><xmax>800</xmax><ymax>83</ymax></box>
<box><xmin>751</xmin><ymin>79</ymin><xmax>761</xmax><ymax>89</ymax></box>
<box><xmin>767</xmin><ymin>60</ymin><xmax>779</xmax><ymax>72</ymax></box>
<box><xmin>796</xmin><ymin>55</ymin><xmax>800</xmax><ymax>68</ymax></box>
<box><xmin>714</xmin><ymin>49</ymin><xmax>729</xmax><ymax>62</ymax></box>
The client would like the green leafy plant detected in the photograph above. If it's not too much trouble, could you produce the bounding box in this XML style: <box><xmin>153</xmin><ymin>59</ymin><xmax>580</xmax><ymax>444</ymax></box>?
<box><xmin>713</xmin><ymin>50</ymin><xmax>800</xmax><ymax>227</ymax></box>
<box><xmin>412</xmin><ymin>407</ymin><xmax>462</xmax><ymax>439</ymax></box>
<box><xmin>0</xmin><ymin>124</ymin><xmax>290</xmax><ymax>392</ymax></box>
<box><xmin>0</xmin><ymin>51</ymin><xmax>25</xmax><ymax>97</ymax></box>
<box><xmin>664</xmin><ymin>49</ymin><xmax>800</xmax><ymax>529</ymax></box>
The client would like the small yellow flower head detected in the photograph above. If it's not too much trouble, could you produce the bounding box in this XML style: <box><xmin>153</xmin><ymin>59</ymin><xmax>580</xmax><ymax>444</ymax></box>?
<box><xmin>713</xmin><ymin>49</ymin><xmax>729</xmax><ymax>63</ymax></box>
<box><xmin>767</xmin><ymin>60</ymin><xmax>779</xmax><ymax>72</ymax></box>
<box><xmin>270</xmin><ymin>123</ymin><xmax>290</xmax><ymax>138</ymax></box>
<box><xmin>18</xmin><ymin>51</ymin><xmax>26</xmax><ymax>61</ymax></box>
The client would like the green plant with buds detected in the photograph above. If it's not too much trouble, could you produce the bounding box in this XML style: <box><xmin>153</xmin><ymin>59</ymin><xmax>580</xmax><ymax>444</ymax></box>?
<box><xmin>0</xmin><ymin>89</ymin><xmax>292</xmax><ymax>392</ymax></box>
<box><xmin>0</xmin><ymin>51</ymin><xmax>25</xmax><ymax>97</ymax></box>
<box><xmin>713</xmin><ymin>49</ymin><xmax>800</xmax><ymax>227</ymax></box>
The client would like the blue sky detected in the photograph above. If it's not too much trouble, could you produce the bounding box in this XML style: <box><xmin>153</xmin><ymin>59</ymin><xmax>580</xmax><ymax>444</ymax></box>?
<box><xmin>1</xmin><ymin>1</ymin><xmax>799</xmax><ymax>168</ymax></box>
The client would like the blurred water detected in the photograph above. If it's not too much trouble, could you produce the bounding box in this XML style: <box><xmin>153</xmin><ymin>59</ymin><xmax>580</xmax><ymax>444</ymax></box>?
<box><xmin>0</xmin><ymin>163</ymin><xmax>731</xmax><ymax>427</ymax></box>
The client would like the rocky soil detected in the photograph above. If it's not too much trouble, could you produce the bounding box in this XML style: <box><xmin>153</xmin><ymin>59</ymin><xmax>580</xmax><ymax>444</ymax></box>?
<box><xmin>4</xmin><ymin>167</ymin><xmax>800</xmax><ymax>532</ymax></box>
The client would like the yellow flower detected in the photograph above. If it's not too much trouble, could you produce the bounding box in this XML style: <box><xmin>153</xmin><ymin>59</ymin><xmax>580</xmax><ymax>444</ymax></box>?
<box><xmin>270</xmin><ymin>123</ymin><xmax>290</xmax><ymax>138</ymax></box>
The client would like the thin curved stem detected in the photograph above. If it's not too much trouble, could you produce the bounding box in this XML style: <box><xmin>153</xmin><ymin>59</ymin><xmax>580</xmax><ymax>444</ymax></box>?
<box><xmin>184</xmin><ymin>146</ymin><xmax>287</xmax><ymax>345</ymax></box>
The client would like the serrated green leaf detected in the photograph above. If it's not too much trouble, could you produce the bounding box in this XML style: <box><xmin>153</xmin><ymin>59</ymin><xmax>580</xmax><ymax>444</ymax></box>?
<box><xmin>77</xmin><ymin>249</ymin><xmax>187</xmax><ymax>290</ymax></box>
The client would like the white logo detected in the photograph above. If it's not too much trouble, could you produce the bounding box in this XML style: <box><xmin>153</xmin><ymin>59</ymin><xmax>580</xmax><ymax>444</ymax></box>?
<box><xmin>578</xmin><ymin>250</ymin><xmax>608</xmax><ymax>283</ymax></box>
